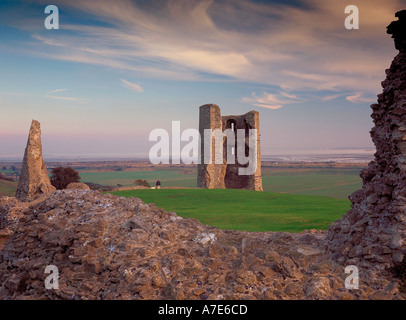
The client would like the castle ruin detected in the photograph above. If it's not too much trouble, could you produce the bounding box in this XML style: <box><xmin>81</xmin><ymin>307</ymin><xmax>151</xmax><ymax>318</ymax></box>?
<box><xmin>197</xmin><ymin>104</ymin><xmax>263</xmax><ymax>191</ymax></box>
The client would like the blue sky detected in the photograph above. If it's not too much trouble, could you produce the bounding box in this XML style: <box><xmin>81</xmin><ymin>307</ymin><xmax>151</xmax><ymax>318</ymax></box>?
<box><xmin>0</xmin><ymin>0</ymin><xmax>404</xmax><ymax>159</ymax></box>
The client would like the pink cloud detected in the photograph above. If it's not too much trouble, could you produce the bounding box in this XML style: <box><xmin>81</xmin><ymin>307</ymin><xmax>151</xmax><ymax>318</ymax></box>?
<box><xmin>121</xmin><ymin>79</ymin><xmax>144</xmax><ymax>92</ymax></box>
<box><xmin>346</xmin><ymin>93</ymin><xmax>375</xmax><ymax>104</ymax></box>
<box><xmin>242</xmin><ymin>91</ymin><xmax>303</xmax><ymax>110</ymax></box>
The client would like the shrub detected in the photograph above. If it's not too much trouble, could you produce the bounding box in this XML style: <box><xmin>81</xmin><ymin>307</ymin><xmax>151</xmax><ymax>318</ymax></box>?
<box><xmin>50</xmin><ymin>167</ymin><xmax>81</xmax><ymax>190</ymax></box>
<box><xmin>0</xmin><ymin>173</ymin><xmax>14</xmax><ymax>182</ymax></box>
<box><xmin>84</xmin><ymin>182</ymin><xmax>114</xmax><ymax>191</ymax></box>
<box><xmin>134</xmin><ymin>179</ymin><xmax>150</xmax><ymax>188</ymax></box>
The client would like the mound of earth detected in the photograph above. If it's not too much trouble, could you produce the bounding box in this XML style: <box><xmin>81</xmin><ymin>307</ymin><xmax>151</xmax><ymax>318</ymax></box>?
<box><xmin>66</xmin><ymin>182</ymin><xmax>91</xmax><ymax>190</ymax></box>
<box><xmin>0</xmin><ymin>190</ymin><xmax>403</xmax><ymax>300</ymax></box>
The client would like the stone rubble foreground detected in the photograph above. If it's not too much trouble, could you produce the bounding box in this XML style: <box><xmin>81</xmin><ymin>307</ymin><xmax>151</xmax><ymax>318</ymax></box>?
<box><xmin>0</xmin><ymin>189</ymin><xmax>403</xmax><ymax>300</ymax></box>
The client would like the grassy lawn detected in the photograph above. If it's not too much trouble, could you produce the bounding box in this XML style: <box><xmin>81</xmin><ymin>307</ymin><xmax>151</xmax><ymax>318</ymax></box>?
<box><xmin>261</xmin><ymin>174</ymin><xmax>361</xmax><ymax>199</ymax></box>
<box><xmin>111</xmin><ymin>188</ymin><xmax>350</xmax><ymax>232</ymax></box>
<box><xmin>260</xmin><ymin>165</ymin><xmax>363</xmax><ymax>199</ymax></box>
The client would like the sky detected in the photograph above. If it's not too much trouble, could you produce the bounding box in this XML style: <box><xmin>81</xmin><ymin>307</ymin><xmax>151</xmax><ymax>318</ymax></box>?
<box><xmin>0</xmin><ymin>0</ymin><xmax>404</xmax><ymax>160</ymax></box>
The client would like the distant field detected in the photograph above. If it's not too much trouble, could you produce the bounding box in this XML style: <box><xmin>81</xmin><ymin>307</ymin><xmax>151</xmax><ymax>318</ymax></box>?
<box><xmin>111</xmin><ymin>189</ymin><xmax>350</xmax><ymax>232</ymax></box>
<box><xmin>0</xmin><ymin>164</ymin><xmax>365</xmax><ymax>200</ymax></box>
<box><xmin>0</xmin><ymin>180</ymin><xmax>18</xmax><ymax>197</ymax></box>
<box><xmin>78</xmin><ymin>164</ymin><xmax>364</xmax><ymax>199</ymax></box>
<box><xmin>261</xmin><ymin>166</ymin><xmax>363</xmax><ymax>199</ymax></box>
<box><xmin>78</xmin><ymin>167</ymin><xmax>197</xmax><ymax>189</ymax></box>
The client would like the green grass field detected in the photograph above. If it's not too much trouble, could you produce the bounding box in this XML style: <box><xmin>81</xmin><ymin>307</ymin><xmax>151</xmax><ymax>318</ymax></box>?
<box><xmin>261</xmin><ymin>165</ymin><xmax>363</xmax><ymax>199</ymax></box>
<box><xmin>111</xmin><ymin>188</ymin><xmax>350</xmax><ymax>232</ymax></box>
<box><xmin>78</xmin><ymin>165</ymin><xmax>363</xmax><ymax>199</ymax></box>
<box><xmin>261</xmin><ymin>174</ymin><xmax>361</xmax><ymax>199</ymax></box>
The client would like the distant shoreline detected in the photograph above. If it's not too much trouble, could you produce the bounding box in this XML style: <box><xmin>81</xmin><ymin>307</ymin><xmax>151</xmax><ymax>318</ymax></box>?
<box><xmin>0</xmin><ymin>148</ymin><xmax>375</xmax><ymax>163</ymax></box>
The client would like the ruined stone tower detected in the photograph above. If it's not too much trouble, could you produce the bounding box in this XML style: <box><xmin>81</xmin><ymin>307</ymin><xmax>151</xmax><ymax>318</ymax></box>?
<box><xmin>15</xmin><ymin>120</ymin><xmax>56</xmax><ymax>202</ymax></box>
<box><xmin>326</xmin><ymin>10</ymin><xmax>406</xmax><ymax>269</ymax></box>
<box><xmin>197</xmin><ymin>104</ymin><xmax>263</xmax><ymax>191</ymax></box>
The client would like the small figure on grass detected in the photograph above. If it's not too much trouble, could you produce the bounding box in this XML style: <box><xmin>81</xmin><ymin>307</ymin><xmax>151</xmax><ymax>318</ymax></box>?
<box><xmin>155</xmin><ymin>180</ymin><xmax>161</xmax><ymax>189</ymax></box>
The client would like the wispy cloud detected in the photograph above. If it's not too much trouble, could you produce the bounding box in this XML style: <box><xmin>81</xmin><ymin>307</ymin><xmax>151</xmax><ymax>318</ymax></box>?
<box><xmin>346</xmin><ymin>93</ymin><xmax>376</xmax><ymax>104</ymax></box>
<box><xmin>15</xmin><ymin>0</ymin><xmax>406</xmax><ymax>98</ymax></box>
<box><xmin>121</xmin><ymin>79</ymin><xmax>144</xmax><ymax>92</ymax></box>
<box><xmin>43</xmin><ymin>88</ymin><xmax>86</xmax><ymax>103</ymax></box>
<box><xmin>320</xmin><ymin>93</ymin><xmax>345</xmax><ymax>102</ymax></box>
<box><xmin>242</xmin><ymin>91</ymin><xmax>304</xmax><ymax>110</ymax></box>
<box><xmin>47</xmin><ymin>88</ymin><xmax>67</xmax><ymax>94</ymax></box>
<box><xmin>43</xmin><ymin>95</ymin><xmax>78</xmax><ymax>101</ymax></box>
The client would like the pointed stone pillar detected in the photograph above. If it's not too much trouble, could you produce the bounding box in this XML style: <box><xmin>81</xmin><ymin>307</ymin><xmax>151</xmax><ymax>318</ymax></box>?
<box><xmin>15</xmin><ymin>120</ymin><xmax>56</xmax><ymax>202</ymax></box>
